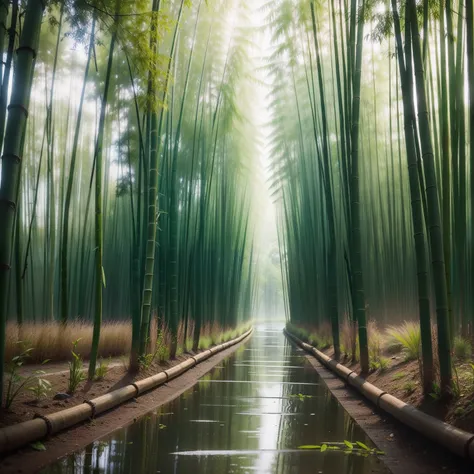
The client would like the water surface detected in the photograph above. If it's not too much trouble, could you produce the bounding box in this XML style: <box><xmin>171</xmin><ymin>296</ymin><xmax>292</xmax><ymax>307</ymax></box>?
<box><xmin>42</xmin><ymin>324</ymin><xmax>389</xmax><ymax>474</ymax></box>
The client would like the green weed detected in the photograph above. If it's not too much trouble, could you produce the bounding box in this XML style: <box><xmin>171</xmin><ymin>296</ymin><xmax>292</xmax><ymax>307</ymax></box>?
<box><xmin>453</xmin><ymin>337</ymin><xmax>472</xmax><ymax>361</ymax></box>
<box><xmin>5</xmin><ymin>345</ymin><xmax>33</xmax><ymax>408</ymax></box>
<box><xmin>27</xmin><ymin>372</ymin><xmax>52</xmax><ymax>401</ymax></box>
<box><xmin>94</xmin><ymin>359</ymin><xmax>109</xmax><ymax>380</ymax></box>
<box><xmin>386</xmin><ymin>322</ymin><xmax>420</xmax><ymax>361</ymax></box>
<box><xmin>403</xmin><ymin>381</ymin><xmax>416</xmax><ymax>395</ymax></box>
<box><xmin>68</xmin><ymin>339</ymin><xmax>86</xmax><ymax>394</ymax></box>
<box><xmin>392</xmin><ymin>372</ymin><xmax>406</xmax><ymax>381</ymax></box>
<box><xmin>430</xmin><ymin>382</ymin><xmax>442</xmax><ymax>401</ymax></box>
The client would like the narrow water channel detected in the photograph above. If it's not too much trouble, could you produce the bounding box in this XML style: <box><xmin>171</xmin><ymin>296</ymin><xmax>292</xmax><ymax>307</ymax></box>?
<box><xmin>42</xmin><ymin>324</ymin><xmax>389</xmax><ymax>473</ymax></box>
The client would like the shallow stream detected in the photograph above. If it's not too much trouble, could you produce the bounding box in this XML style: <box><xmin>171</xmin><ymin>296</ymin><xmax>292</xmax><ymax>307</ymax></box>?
<box><xmin>42</xmin><ymin>324</ymin><xmax>389</xmax><ymax>474</ymax></box>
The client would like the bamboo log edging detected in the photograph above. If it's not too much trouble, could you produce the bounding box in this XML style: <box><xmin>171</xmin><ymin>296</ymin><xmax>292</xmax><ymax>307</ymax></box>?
<box><xmin>284</xmin><ymin>329</ymin><xmax>474</xmax><ymax>461</ymax></box>
<box><xmin>0</xmin><ymin>328</ymin><xmax>253</xmax><ymax>454</ymax></box>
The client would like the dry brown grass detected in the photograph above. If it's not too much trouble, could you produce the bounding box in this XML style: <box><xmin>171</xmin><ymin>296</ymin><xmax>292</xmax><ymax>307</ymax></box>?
<box><xmin>340</xmin><ymin>318</ymin><xmax>358</xmax><ymax>359</ymax></box>
<box><xmin>6</xmin><ymin>317</ymin><xmax>251</xmax><ymax>365</ymax></box>
<box><xmin>368</xmin><ymin>320</ymin><xmax>385</xmax><ymax>360</ymax></box>
<box><xmin>6</xmin><ymin>321</ymin><xmax>131</xmax><ymax>364</ymax></box>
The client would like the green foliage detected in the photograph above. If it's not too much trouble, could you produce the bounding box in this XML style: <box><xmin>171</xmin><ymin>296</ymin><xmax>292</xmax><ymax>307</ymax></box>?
<box><xmin>286</xmin><ymin>323</ymin><xmax>310</xmax><ymax>342</ymax></box>
<box><xmin>453</xmin><ymin>337</ymin><xmax>472</xmax><ymax>361</ymax></box>
<box><xmin>286</xmin><ymin>323</ymin><xmax>332</xmax><ymax>350</ymax></box>
<box><xmin>370</xmin><ymin>356</ymin><xmax>390</xmax><ymax>373</ymax></box>
<box><xmin>298</xmin><ymin>441</ymin><xmax>384</xmax><ymax>456</ymax></box>
<box><xmin>4</xmin><ymin>344</ymin><xmax>50</xmax><ymax>408</ymax></box>
<box><xmin>344</xmin><ymin>440</ymin><xmax>354</xmax><ymax>450</ymax></box>
<box><xmin>138</xmin><ymin>353</ymin><xmax>154</xmax><ymax>370</ymax></box>
<box><xmin>430</xmin><ymin>382</ymin><xmax>442</xmax><ymax>401</ymax></box>
<box><xmin>369</xmin><ymin>359</ymin><xmax>379</xmax><ymax>372</ymax></box>
<box><xmin>368</xmin><ymin>323</ymin><xmax>384</xmax><ymax>361</ymax></box>
<box><xmin>451</xmin><ymin>365</ymin><xmax>461</xmax><ymax>399</ymax></box>
<box><xmin>386</xmin><ymin>322</ymin><xmax>421</xmax><ymax>361</ymax></box>
<box><xmin>27</xmin><ymin>372</ymin><xmax>52</xmax><ymax>401</ymax></box>
<box><xmin>4</xmin><ymin>345</ymin><xmax>34</xmax><ymax>409</ymax></box>
<box><xmin>403</xmin><ymin>381</ymin><xmax>417</xmax><ymax>395</ymax></box>
<box><xmin>155</xmin><ymin>332</ymin><xmax>170</xmax><ymax>363</ymax></box>
<box><xmin>310</xmin><ymin>332</ymin><xmax>332</xmax><ymax>350</ymax></box>
<box><xmin>30</xmin><ymin>441</ymin><xmax>46</xmax><ymax>452</ymax></box>
<box><xmin>289</xmin><ymin>393</ymin><xmax>314</xmax><ymax>401</ymax></box>
<box><xmin>198</xmin><ymin>336</ymin><xmax>212</xmax><ymax>350</ymax></box>
<box><xmin>94</xmin><ymin>359</ymin><xmax>109</xmax><ymax>380</ymax></box>
<box><xmin>68</xmin><ymin>339</ymin><xmax>86</xmax><ymax>394</ymax></box>
<box><xmin>392</xmin><ymin>372</ymin><xmax>406</xmax><ymax>381</ymax></box>
<box><xmin>139</xmin><ymin>331</ymin><xmax>170</xmax><ymax>370</ymax></box>
<box><xmin>378</xmin><ymin>357</ymin><xmax>390</xmax><ymax>372</ymax></box>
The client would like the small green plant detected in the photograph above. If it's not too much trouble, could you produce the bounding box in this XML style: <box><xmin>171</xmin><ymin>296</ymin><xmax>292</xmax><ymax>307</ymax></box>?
<box><xmin>430</xmin><ymin>381</ymin><xmax>442</xmax><ymax>401</ymax></box>
<box><xmin>298</xmin><ymin>440</ymin><xmax>384</xmax><ymax>456</ymax></box>
<box><xmin>4</xmin><ymin>345</ymin><xmax>34</xmax><ymax>409</ymax></box>
<box><xmin>386</xmin><ymin>322</ymin><xmax>421</xmax><ymax>361</ymax></box>
<box><xmin>94</xmin><ymin>359</ymin><xmax>109</xmax><ymax>380</ymax></box>
<box><xmin>453</xmin><ymin>337</ymin><xmax>472</xmax><ymax>361</ymax></box>
<box><xmin>30</xmin><ymin>441</ymin><xmax>46</xmax><ymax>452</ymax></box>
<box><xmin>198</xmin><ymin>335</ymin><xmax>213</xmax><ymax>351</ymax></box>
<box><xmin>310</xmin><ymin>332</ymin><xmax>331</xmax><ymax>350</ymax></box>
<box><xmin>139</xmin><ymin>353</ymin><xmax>154</xmax><ymax>370</ymax></box>
<box><xmin>403</xmin><ymin>381</ymin><xmax>416</xmax><ymax>395</ymax></box>
<box><xmin>369</xmin><ymin>356</ymin><xmax>389</xmax><ymax>373</ymax></box>
<box><xmin>289</xmin><ymin>393</ymin><xmax>314</xmax><ymax>401</ymax></box>
<box><xmin>139</xmin><ymin>332</ymin><xmax>170</xmax><ymax>370</ymax></box>
<box><xmin>286</xmin><ymin>323</ymin><xmax>310</xmax><ymax>342</ymax></box>
<box><xmin>68</xmin><ymin>339</ymin><xmax>86</xmax><ymax>394</ymax></box>
<box><xmin>368</xmin><ymin>322</ymin><xmax>383</xmax><ymax>362</ymax></box>
<box><xmin>392</xmin><ymin>372</ymin><xmax>406</xmax><ymax>381</ymax></box>
<box><xmin>370</xmin><ymin>359</ymin><xmax>380</xmax><ymax>372</ymax></box>
<box><xmin>378</xmin><ymin>357</ymin><xmax>389</xmax><ymax>372</ymax></box>
<box><xmin>28</xmin><ymin>371</ymin><xmax>52</xmax><ymax>401</ymax></box>
<box><xmin>451</xmin><ymin>365</ymin><xmax>461</xmax><ymax>399</ymax></box>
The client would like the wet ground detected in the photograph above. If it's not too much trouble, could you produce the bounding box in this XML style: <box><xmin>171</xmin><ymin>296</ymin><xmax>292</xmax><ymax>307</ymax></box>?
<box><xmin>41</xmin><ymin>324</ymin><xmax>389</xmax><ymax>474</ymax></box>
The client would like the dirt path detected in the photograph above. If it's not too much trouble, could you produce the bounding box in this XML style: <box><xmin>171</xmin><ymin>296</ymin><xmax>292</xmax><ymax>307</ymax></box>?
<box><xmin>17</xmin><ymin>357</ymin><xmax>125</xmax><ymax>378</ymax></box>
<box><xmin>0</xmin><ymin>336</ymin><xmax>251</xmax><ymax>474</ymax></box>
<box><xmin>304</xmin><ymin>353</ymin><xmax>474</xmax><ymax>474</ymax></box>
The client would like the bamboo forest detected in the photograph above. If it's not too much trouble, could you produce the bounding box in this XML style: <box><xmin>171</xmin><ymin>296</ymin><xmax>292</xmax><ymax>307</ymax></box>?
<box><xmin>1</xmin><ymin>0</ymin><xmax>474</xmax><ymax>473</ymax></box>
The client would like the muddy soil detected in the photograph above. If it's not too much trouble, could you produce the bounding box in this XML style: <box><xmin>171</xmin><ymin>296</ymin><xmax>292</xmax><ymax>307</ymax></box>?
<box><xmin>305</xmin><ymin>351</ymin><xmax>474</xmax><ymax>474</ymax></box>
<box><xmin>323</xmin><ymin>347</ymin><xmax>474</xmax><ymax>433</ymax></box>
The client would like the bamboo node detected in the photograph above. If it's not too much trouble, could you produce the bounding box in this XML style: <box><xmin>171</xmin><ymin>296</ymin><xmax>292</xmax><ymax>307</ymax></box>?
<box><xmin>376</xmin><ymin>391</ymin><xmax>387</xmax><ymax>408</ymax></box>
<box><xmin>83</xmin><ymin>399</ymin><xmax>97</xmax><ymax>418</ymax></box>
<box><xmin>131</xmin><ymin>383</ymin><xmax>140</xmax><ymax>397</ymax></box>
<box><xmin>0</xmin><ymin>197</ymin><xmax>16</xmax><ymax>210</ymax></box>
<box><xmin>465</xmin><ymin>436</ymin><xmax>474</xmax><ymax>461</ymax></box>
<box><xmin>7</xmin><ymin>102</ymin><xmax>29</xmax><ymax>117</ymax></box>
<box><xmin>1</xmin><ymin>262</ymin><xmax>11</xmax><ymax>270</ymax></box>
<box><xmin>16</xmin><ymin>45</ymin><xmax>37</xmax><ymax>59</ymax></box>
<box><xmin>33</xmin><ymin>413</ymin><xmax>53</xmax><ymax>435</ymax></box>
<box><xmin>2</xmin><ymin>152</ymin><xmax>21</xmax><ymax>163</ymax></box>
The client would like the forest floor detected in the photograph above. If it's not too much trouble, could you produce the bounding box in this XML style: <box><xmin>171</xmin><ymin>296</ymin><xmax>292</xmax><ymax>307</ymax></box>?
<box><xmin>1</xmin><ymin>353</ymin><xmax>167</xmax><ymax>429</ymax></box>
<box><xmin>321</xmin><ymin>347</ymin><xmax>474</xmax><ymax>434</ymax></box>
<box><xmin>304</xmin><ymin>351</ymin><xmax>474</xmax><ymax>474</ymax></box>
<box><xmin>0</xmin><ymin>337</ymin><xmax>250</xmax><ymax>474</ymax></box>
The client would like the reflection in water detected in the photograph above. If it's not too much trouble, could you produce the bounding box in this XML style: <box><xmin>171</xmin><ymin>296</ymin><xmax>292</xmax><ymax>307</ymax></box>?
<box><xmin>41</xmin><ymin>324</ymin><xmax>389</xmax><ymax>474</ymax></box>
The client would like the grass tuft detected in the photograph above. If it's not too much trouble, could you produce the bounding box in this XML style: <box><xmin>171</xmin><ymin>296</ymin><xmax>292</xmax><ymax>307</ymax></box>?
<box><xmin>385</xmin><ymin>322</ymin><xmax>420</xmax><ymax>361</ymax></box>
<box><xmin>453</xmin><ymin>337</ymin><xmax>472</xmax><ymax>361</ymax></box>
<box><xmin>6</xmin><ymin>321</ymin><xmax>131</xmax><ymax>364</ymax></box>
<box><xmin>403</xmin><ymin>381</ymin><xmax>417</xmax><ymax>395</ymax></box>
